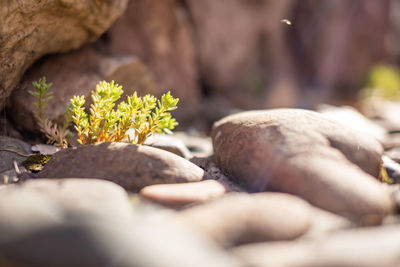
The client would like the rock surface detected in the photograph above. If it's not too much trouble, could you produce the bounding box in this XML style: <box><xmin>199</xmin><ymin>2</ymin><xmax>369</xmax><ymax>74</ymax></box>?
<box><xmin>38</xmin><ymin>142</ymin><xmax>211</xmax><ymax>192</ymax></box>
<box><xmin>289</xmin><ymin>0</ymin><xmax>390</xmax><ymax>104</ymax></box>
<box><xmin>362</xmin><ymin>99</ymin><xmax>400</xmax><ymax>132</ymax></box>
<box><xmin>0</xmin><ymin>0</ymin><xmax>128</xmax><ymax>108</ymax></box>
<box><xmin>211</xmin><ymin>109</ymin><xmax>392</xmax><ymax>224</ymax></box>
<box><xmin>0</xmin><ymin>136</ymin><xmax>31</xmax><ymax>172</ymax></box>
<box><xmin>108</xmin><ymin>0</ymin><xmax>200</xmax><ymax>118</ymax></box>
<box><xmin>185</xmin><ymin>0</ymin><xmax>389</xmax><ymax>107</ymax></box>
<box><xmin>0</xmin><ymin>136</ymin><xmax>32</xmax><ymax>184</ymax></box>
<box><xmin>179</xmin><ymin>193</ymin><xmax>312</xmax><ymax>247</ymax></box>
<box><xmin>186</xmin><ymin>0</ymin><xmax>295</xmax><ymax>107</ymax></box>
<box><xmin>190</xmin><ymin>156</ymin><xmax>246</xmax><ymax>193</ymax></box>
<box><xmin>233</xmin><ymin>225</ymin><xmax>400</xmax><ymax>267</ymax></box>
<box><xmin>143</xmin><ymin>133</ymin><xmax>192</xmax><ymax>159</ymax></box>
<box><xmin>140</xmin><ymin>180</ymin><xmax>230</xmax><ymax>207</ymax></box>
<box><xmin>174</xmin><ymin>132</ymin><xmax>214</xmax><ymax>158</ymax></box>
<box><xmin>318</xmin><ymin>105</ymin><xmax>386</xmax><ymax>142</ymax></box>
<box><xmin>301</xmin><ymin>207</ymin><xmax>352</xmax><ymax>240</ymax></box>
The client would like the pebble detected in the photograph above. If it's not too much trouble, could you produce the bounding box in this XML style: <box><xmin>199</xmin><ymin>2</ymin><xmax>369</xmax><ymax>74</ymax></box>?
<box><xmin>143</xmin><ymin>133</ymin><xmax>193</xmax><ymax>159</ymax></box>
<box><xmin>140</xmin><ymin>179</ymin><xmax>229</xmax><ymax>207</ymax></box>
<box><xmin>179</xmin><ymin>192</ymin><xmax>312</xmax><ymax>247</ymax></box>
<box><xmin>38</xmin><ymin>142</ymin><xmax>211</xmax><ymax>192</ymax></box>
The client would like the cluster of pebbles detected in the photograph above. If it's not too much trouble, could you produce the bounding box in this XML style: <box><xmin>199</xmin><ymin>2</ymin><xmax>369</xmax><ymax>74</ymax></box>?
<box><xmin>1</xmin><ymin>107</ymin><xmax>400</xmax><ymax>267</ymax></box>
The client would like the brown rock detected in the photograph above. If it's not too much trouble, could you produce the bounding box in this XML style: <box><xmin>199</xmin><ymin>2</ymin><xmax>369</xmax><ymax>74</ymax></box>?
<box><xmin>290</xmin><ymin>0</ymin><xmax>390</xmax><ymax>104</ymax></box>
<box><xmin>0</xmin><ymin>0</ymin><xmax>128</xmax><ymax>108</ymax></box>
<box><xmin>174</xmin><ymin>132</ymin><xmax>214</xmax><ymax>158</ymax></box>
<box><xmin>211</xmin><ymin>109</ymin><xmax>392</xmax><ymax>224</ymax></box>
<box><xmin>108</xmin><ymin>0</ymin><xmax>200</xmax><ymax>118</ymax></box>
<box><xmin>9</xmin><ymin>45</ymin><xmax>157</xmax><ymax>134</ymax></box>
<box><xmin>187</xmin><ymin>0</ymin><xmax>389</xmax><ymax>107</ymax></box>
<box><xmin>186</xmin><ymin>0</ymin><xmax>295</xmax><ymax>107</ymax></box>
<box><xmin>318</xmin><ymin>105</ymin><xmax>386</xmax><ymax>142</ymax></box>
<box><xmin>140</xmin><ymin>180</ymin><xmax>229</xmax><ymax>207</ymax></box>
<box><xmin>143</xmin><ymin>133</ymin><xmax>193</xmax><ymax>159</ymax></box>
<box><xmin>38</xmin><ymin>143</ymin><xmax>211</xmax><ymax>192</ymax></box>
<box><xmin>179</xmin><ymin>192</ymin><xmax>311</xmax><ymax>248</ymax></box>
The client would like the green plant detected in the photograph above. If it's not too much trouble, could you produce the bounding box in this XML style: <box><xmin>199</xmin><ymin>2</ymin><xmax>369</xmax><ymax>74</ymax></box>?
<box><xmin>364</xmin><ymin>64</ymin><xmax>400</xmax><ymax>100</ymax></box>
<box><xmin>70</xmin><ymin>80</ymin><xmax>179</xmax><ymax>145</ymax></box>
<box><xmin>29</xmin><ymin>77</ymin><xmax>72</xmax><ymax>148</ymax></box>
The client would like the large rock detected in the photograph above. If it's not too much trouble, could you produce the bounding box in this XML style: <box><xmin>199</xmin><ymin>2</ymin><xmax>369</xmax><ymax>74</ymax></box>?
<box><xmin>211</xmin><ymin>109</ymin><xmax>392</xmax><ymax>224</ymax></box>
<box><xmin>289</xmin><ymin>0</ymin><xmax>390</xmax><ymax>104</ymax></box>
<box><xmin>38</xmin><ymin>142</ymin><xmax>211</xmax><ymax>192</ymax></box>
<box><xmin>187</xmin><ymin>0</ymin><xmax>389</xmax><ymax>108</ymax></box>
<box><xmin>179</xmin><ymin>193</ymin><xmax>312</xmax><ymax>248</ymax></box>
<box><xmin>9</xmin><ymin>45</ymin><xmax>157</xmax><ymax>134</ymax></box>
<box><xmin>0</xmin><ymin>0</ymin><xmax>128</xmax><ymax>108</ymax></box>
<box><xmin>108</xmin><ymin>0</ymin><xmax>200</xmax><ymax>119</ymax></box>
<box><xmin>186</xmin><ymin>0</ymin><xmax>296</xmax><ymax>107</ymax></box>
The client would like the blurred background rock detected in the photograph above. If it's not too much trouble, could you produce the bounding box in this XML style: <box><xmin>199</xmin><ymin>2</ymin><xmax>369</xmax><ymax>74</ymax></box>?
<box><xmin>1</xmin><ymin>0</ymin><xmax>400</xmax><ymax>140</ymax></box>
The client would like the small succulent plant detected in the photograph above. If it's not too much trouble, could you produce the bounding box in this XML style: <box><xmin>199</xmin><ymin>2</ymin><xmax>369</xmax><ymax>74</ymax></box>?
<box><xmin>70</xmin><ymin>80</ymin><xmax>179</xmax><ymax>145</ymax></box>
<box><xmin>30</xmin><ymin>78</ymin><xmax>179</xmax><ymax>147</ymax></box>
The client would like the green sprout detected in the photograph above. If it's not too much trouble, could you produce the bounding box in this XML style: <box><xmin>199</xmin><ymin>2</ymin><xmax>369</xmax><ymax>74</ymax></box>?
<box><xmin>29</xmin><ymin>77</ymin><xmax>53</xmax><ymax>121</ymax></box>
<box><xmin>70</xmin><ymin>80</ymin><xmax>179</xmax><ymax>145</ymax></box>
<box><xmin>29</xmin><ymin>77</ymin><xmax>71</xmax><ymax>148</ymax></box>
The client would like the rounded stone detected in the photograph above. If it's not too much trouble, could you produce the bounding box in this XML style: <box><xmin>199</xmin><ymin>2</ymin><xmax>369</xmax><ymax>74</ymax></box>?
<box><xmin>179</xmin><ymin>192</ymin><xmax>312</xmax><ymax>247</ymax></box>
<box><xmin>140</xmin><ymin>180</ymin><xmax>228</xmax><ymax>207</ymax></box>
<box><xmin>38</xmin><ymin>142</ymin><xmax>211</xmax><ymax>192</ymax></box>
<box><xmin>211</xmin><ymin>109</ymin><xmax>393</xmax><ymax>224</ymax></box>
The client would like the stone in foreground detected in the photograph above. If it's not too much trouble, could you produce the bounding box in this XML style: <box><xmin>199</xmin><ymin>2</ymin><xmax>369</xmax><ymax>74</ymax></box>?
<box><xmin>0</xmin><ymin>178</ymin><xmax>240</xmax><ymax>267</ymax></box>
<box><xmin>179</xmin><ymin>192</ymin><xmax>312</xmax><ymax>247</ymax></box>
<box><xmin>38</xmin><ymin>143</ymin><xmax>210</xmax><ymax>192</ymax></box>
<box><xmin>140</xmin><ymin>180</ymin><xmax>229</xmax><ymax>207</ymax></box>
